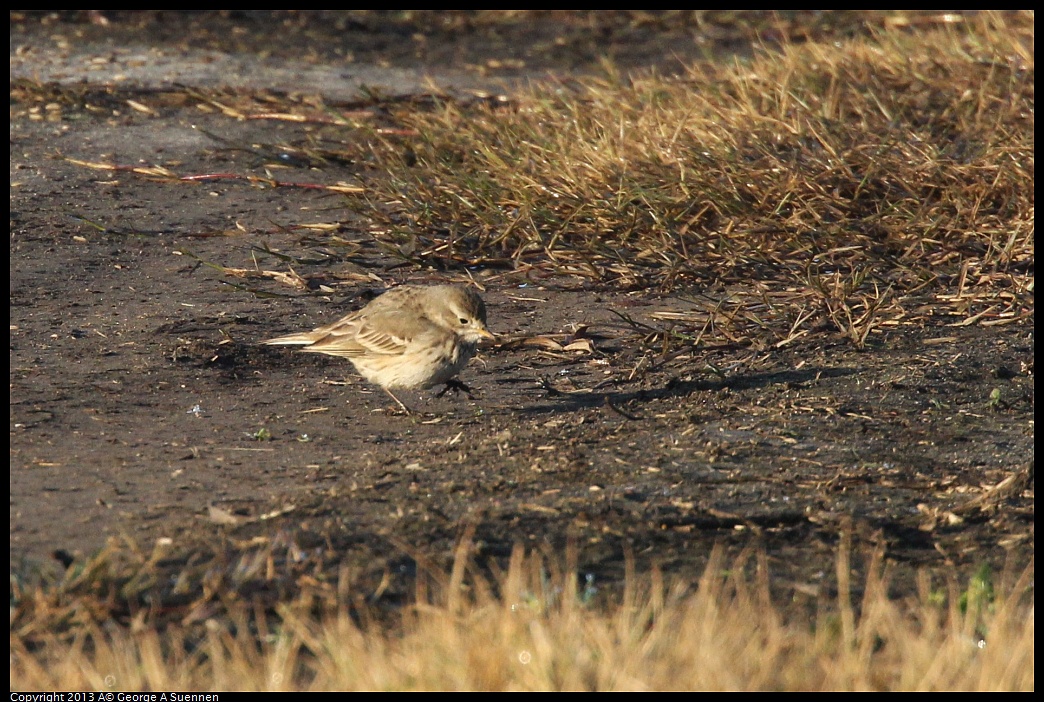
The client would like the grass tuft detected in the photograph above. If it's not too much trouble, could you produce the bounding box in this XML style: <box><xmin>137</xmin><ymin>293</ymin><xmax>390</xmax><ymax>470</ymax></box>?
<box><xmin>10</xmin><ymin>540</ymin><xmax>1034</xmax><ymax>691</ymax></box>
<box><xmin>362</xmin><ymin>12</ymin><xmax>1031</xmax><ymax>337</ymax></box>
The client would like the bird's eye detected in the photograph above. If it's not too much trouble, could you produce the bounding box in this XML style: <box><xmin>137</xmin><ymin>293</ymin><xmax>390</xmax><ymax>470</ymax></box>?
<box><xmin>459</xmin><ymin>317</ymin><xmax>470</xmax><ymax>325</ymax></box>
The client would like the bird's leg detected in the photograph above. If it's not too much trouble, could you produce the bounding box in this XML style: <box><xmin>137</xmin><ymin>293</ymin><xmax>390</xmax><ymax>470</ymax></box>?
<box><xmin>436</xmin><ymin>378</ymin><xmax>476</xmax><ymax>399</ymax></box>
<box><xmin>383</xmin><ymin>388</ymin><xmax>413</xmax><ymax>415</ymax></box>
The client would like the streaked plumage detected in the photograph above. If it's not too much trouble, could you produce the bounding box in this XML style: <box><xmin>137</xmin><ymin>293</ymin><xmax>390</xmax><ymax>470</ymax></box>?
<box><xmin>263</xmin><ymin>284</ymin><xmax>494</xmax><ymax>410</ymax></box>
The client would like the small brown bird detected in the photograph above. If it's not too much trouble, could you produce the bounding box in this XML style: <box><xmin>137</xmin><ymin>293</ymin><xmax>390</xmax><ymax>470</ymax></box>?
<box><xmin>263</xmin><ymin>284</ymin><xmax>494</xmax><ymax>412</ymax></box>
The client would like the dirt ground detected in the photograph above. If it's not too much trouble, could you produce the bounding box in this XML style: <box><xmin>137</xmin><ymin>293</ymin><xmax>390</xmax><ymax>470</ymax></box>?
<box><xmin>10</xmin><ymin>12</ymin><xmax>1033</xmax><ymax>611</ymax></box>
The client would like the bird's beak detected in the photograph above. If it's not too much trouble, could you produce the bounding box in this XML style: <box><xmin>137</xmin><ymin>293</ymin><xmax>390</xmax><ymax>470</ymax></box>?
<box><xmin>478</xmin><ymin>327</ymin><xmax>496</xmax><ymax>342</ymax></box>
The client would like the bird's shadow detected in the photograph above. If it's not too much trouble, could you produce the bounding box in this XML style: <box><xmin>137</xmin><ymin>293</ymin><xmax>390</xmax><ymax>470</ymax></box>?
<box><xmin>504</xmin><ymin>366</ymin><xmax>860</xmax><ymax>418</ymax></box>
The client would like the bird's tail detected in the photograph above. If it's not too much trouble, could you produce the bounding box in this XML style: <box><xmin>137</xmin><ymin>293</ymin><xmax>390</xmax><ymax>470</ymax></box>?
<box><xmin>261</xmin><ymin>333</ymin><xmax>320</xmax><ymax>346</ymax></box>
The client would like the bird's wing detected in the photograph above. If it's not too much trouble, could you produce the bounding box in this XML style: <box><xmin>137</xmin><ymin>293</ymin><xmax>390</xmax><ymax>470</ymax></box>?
<box><xmin>263</xmin><ymin>287</ymin><xmax>430</xmax><ymax>358</ymax></box>
<box><xmin>346</xmin><ymin>308</ymin><xmax>424</xmax><ymax>356</ymax></box>
<box><xmin>292</xmin><ymin>308</ymin><xmax>422</xmax><ymax>358</ymax></box>
<box><xmin>261</xmin><ymin>311</ymin><xmax>363</xmax><ymax>350</ymax></box>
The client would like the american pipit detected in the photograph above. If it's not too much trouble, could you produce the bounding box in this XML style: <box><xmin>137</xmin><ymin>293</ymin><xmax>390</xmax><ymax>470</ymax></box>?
<box><xmin>263</xmin><ymin>284</ymin><xmax>494</xmax><ymax>412</ymax></box>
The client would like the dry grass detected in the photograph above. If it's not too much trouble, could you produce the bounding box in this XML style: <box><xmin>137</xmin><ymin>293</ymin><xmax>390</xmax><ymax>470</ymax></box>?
<box><xmin>356</xmin><ymin>11</ymin><xmax>1031</xmax><ymax>349</ymax></box>
<box><xmin>10</xmin><ymin>539</ymin><xmax>1034</xmax><ymax>691</ymax></box>
<box><xmin>372</xmin><ymin>14</ymin><xmax>1033</xmax><ymax>276</ymax></box>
